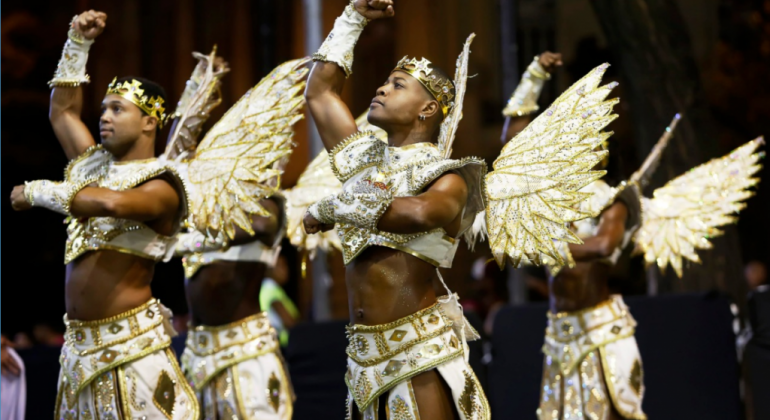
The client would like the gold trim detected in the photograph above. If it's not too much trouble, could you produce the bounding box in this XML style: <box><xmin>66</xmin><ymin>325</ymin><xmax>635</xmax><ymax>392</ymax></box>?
<box><xmin>189</xmin><ymin>312</ymin><xmax>268</xmax><ymax>333</ymax></box>
<box><xmin>328</xmin><ymin>130</ymin><xmax>381</xmax><ymax>182</ymax></box>
<box><xmin>71</xmin><ymin>340</ymin><xmax>171</xmax><ymax>396</ymax></box>
<box><xmin>71</xmin><ymin>320</ymin><xmax>162</xmax><ymax>357</ymax></box>
<box><xmin>184</xmin><ymin>331</ymin><xmax>274</xmax><ymax>358</ymax></box>
<box><xmin>347</xmin><ymin>325</ymin><xmax>452</xmax><ymax>367</ymax></box>
<box><xmin>117</xmin><ymin>366</ymin><xmax>132</xmax><ymax>419</ymax></box>
<box><xmin>545</xmin><ymin>314</ymin><xmax>628</xmax><ymax>343</ymax></box>
<box><xmin>543</xmin><ymin>330</ymin><xmax>635</xmax><ymax>376</ymax></box>
<box><xmin>346</xmin><ymin>350</ymin><xmax>463</xmax><ymax>411</ymax></box>
<box><xmin>407</xmin><ymin>380</ymin><xmax>422</xmax><ymax>420</ymax></box>
<box><xmin>165</xmin><ymin>348</ymin><xmax>201</xmax><ymax>420</ymax></box>
<box><xmin>64</xmin><ymin>145</ymin><xmax>108</xmax><ymax>180</ymax></box>
<box><xmin>598</xmin><ymin>346</ymin><xmax>648</xmax><ymax>420</ymax></box>
<box><xmin>387</xmin><ymin>142</ymin><xmax>438</xmax><ymax>152</ymax></box>
<box><xmin>230</xmin><ymin>365</ymin><xmax>250</xmax><ymax>418</ymax></box>
<box><xmin>347</xmin><ymin>303</ymin><xmax>442</xmax><ymax>333</ymax></box>
<box><xmin>65</xmin><ymin>300</ymin><xmax>157</xmax><ymax>328</ymax></box>
<box><xmin>547</xmin><ymin>297</ymin><xmax>617</xmax><ymax>320</ymax></box>
<box><xmin>373</xmin><ymin>238</ymin><xmax>443</xmax><ymax>267</ymax></box>
<box><xmin>188</xmin><ymin>345</ymin><xmax>281</xmax><ymax>390</ymax></box>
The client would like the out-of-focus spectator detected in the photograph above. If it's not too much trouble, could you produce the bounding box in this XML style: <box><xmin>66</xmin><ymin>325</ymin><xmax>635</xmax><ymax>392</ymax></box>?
<box><xmin>32</xmin><ymin>324</ymin><xmax>64</xmax><ymax>347</ymax></box>
<box><xmin>745</xmin><ymin>260</ymin><xmax>768</xmax><ymax>291</ymax></box>
<box><xmin>12</xmin><ymin>333</ymin><xmax>32</xmax><ymax>350</ymax></box>
<box><xmin>261</xmin><ymin>254</ymin><xmax>300</xmax><ymax>348</ymax></box>
<box><xmin>1</xmin><ymin>335</ymin><xmax>26</xmax><ymax>420</ymax></box>
<box><xmin>172</xmin><ymin>313</ymin><xmax>190</xmax><ymax>335</ymax></box>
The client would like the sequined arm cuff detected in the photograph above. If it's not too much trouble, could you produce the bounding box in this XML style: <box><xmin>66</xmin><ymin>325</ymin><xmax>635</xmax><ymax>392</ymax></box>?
<box><xmin>24</xmin><ymin>179</ymin><xmax>88</xmax><ymax>215</ymax></box>
<box><xmin>502</xmin><ymin>56</ymin><xmax>551</xmax><ymax>118</ymax></box>
<box><xmin>332</xmin><ymin>180</ymin><xmax>394</xmax><ymax>230</ymax></box>
<box><xmin>307</xmin><ymin>195</ymin><xmax>336</xmax><ymax>225</ymax></box>
<box><xmin>174</xmin><ymin>230</ymin><xmax>227</xmax><ymax>256</ymax></box>
<box><xmin>48</xmin><ymin>16</ymin><xmax>94</xmax><ymax>88</ymax></box>
<box><xmin>312</xmin><ymin>1</ymin><xmax>368</xmax><ymax>78</ymax></box>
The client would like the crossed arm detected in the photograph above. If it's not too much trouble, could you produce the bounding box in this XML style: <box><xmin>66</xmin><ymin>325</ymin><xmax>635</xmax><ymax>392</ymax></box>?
<box><xmin>69</xmin><ymin>178</ymin><xmax>179</xmax><ymax>223</ymax></box>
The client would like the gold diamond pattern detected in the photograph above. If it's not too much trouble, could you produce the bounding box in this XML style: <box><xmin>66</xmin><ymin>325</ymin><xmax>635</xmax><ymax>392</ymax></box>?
<box><xmin>267</xmin><ymin>372</ymin><xmax>281</xmax><ymax>412</ymax></box>
<box><xmin>98</xmin><ymin>349</ymin><xmax>119</xmax><ymax>363</ymax></box>
<box><xmin>153</xmin><ymin>370</ymin><xmax>176</xmax><ymax>419</ymax></box>
<box><xmin>73</xmin><ymin>329</ymin><xmax>86</xmax><ymax>343</ymax></box>
<box><xmin>629</xmin><ymin>359</ymin><xmax>643</xmax><ymax>395</ymax></box>
<box><xmin>108</xmin><ymin>323</ymin><xmax>124</xmax><ymax>335</ymax></box>
<box><xmin>427</xmin><ymin>314</ymin><xmax>440</xmax><ymax>325</ymax></box>
<box><xmin>355</xmin><ymin>373</ymin><xmax>372</xmax><ymax>404</ymax></box>
<box><xmin>146</xmin><ymin>309</ymin><xmax>155</xmax><ymax>319</ymax></box>
<box><xmin>417</xmin><ymin>344</ymin><xmax>443</xmax><ymax>359</ymax></box>
<box><xmin>389</xmin><ymin>330</ymin><xmax>407</xmax><ymax>342</ymax></box>
<box><xmin>610</xmin><ymin>325</ymin><xmax>622</xmax><ymax>335</ymax></box>
<box><xmin>198</xmin><ymin>334</ymin><xmax>209</xmax><ymax>347</ymax></box>
<box><xmin>225</xmin><ymin>330</ymin><xmax>238</xmax><ymax>339</ymax></box>
<box><xmin>382</xmin><ymin>360</ymin><xmax>405</xmax><ymax>377</ymax></box>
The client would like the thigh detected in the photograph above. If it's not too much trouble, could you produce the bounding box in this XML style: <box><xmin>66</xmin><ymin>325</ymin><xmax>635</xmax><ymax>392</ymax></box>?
<box><xmin>410</xmin><ymin>369</ymin><xmax>459</xmax><ymax>420</ymax></box>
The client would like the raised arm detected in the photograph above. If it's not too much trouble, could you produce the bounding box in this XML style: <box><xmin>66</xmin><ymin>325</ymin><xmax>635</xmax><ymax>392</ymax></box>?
<box><xmin>500</xmin><ymin>51</ymin><xmax>562</xmax><ymax>143</ymax></box>
<box><xmin>567</xmin><ymin>200</ymin><xmax>628</xmax><ymax>262</ymax></box>
<box><xmin>49</xmin><ymin>10</ymin><xmax>107</xmax><ymax>160</ymax></box>
<box><xmin>304</xmin><ymin>0</ymin><xmax>394</xmax><ymax>151</ymax></box>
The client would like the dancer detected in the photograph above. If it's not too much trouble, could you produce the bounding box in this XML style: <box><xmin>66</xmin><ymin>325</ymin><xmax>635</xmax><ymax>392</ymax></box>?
<box><xmin>9</xmin><ymin>10</ymin><xmax>198</xmax><ymax>419</ymax></box>
<box><xmin>173</xmin><ymin>56</ymin><xmax>309</xmax><ymax>419</ymax></box>
<box><xmin>302</xmin><ymin>1</ymin><xmax>617</xmax><ymax>418</ymax></box>
<box><xmin>537</xmin><ymin>110</ymin><xmax>764</xmax><ymax>420</ymax></box>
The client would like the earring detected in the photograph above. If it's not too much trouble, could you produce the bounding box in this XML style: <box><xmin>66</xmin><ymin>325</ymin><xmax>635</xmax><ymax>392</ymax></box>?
<box><xmin>419</xmin><ymin>115</ymin><xmax>426</xmax><ymax>121</ymax></box>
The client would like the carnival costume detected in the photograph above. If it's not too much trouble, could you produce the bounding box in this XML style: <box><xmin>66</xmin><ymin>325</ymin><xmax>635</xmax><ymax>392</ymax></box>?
<box><xmin>169</xmin><ymin>53</ymin><xmax>309</xmax><ymax>420</ymax></box>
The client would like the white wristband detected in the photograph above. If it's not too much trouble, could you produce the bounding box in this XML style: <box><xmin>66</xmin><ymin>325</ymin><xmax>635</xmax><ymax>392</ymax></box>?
<box><xmin>502</xmin><ymin>56</ymin><xmax>550</xmax><ymax>117</ymax></box>
<box><xmin>312</xmin><ymin>1</ymin><xmax>368</xmax><ymax>78</ymax></box>
<box><xmin>24</xmin><ymin>179</ymin><xmax>85</xmax><ymax>215</ymax></box>
<box><xmin>49</xmin><ymin>17</ymin><xmax>94</xmax><ymax>88</ymax></box>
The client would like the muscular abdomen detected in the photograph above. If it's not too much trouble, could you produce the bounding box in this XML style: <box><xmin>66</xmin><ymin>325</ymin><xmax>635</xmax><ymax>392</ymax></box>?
<box><xmin>549</xmin><ymin>261</ymin><xmax>611</xmax><ymax>313</ymax></box>
<box><xmin>65</xmin><ymin>250</ymin><xmax>155</xmax><ymax>321</ymax></box>
<box><xmin>347</xmin><ymin>246</ymin><xmax>438</xmax><ymax>326</ymax></box>
<box><xmin>185</xmin><ymin>261</ymin><xmax>266</xmax><ymax>327</ymax></box>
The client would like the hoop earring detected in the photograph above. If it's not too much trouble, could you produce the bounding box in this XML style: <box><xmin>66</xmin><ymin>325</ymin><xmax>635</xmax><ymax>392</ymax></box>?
<box><xmin>419</xmin><ymin>115</ymin><xmax>426</xmax><ymax>121</ymax></box>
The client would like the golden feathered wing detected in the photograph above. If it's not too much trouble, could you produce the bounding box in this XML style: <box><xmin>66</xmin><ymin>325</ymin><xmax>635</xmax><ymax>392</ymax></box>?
<box><xmin>634</xmin><ymin>137</ymin><xmax>764</xmax><ymax>277</ymax></box>
<box><xmin>186</xmin><ymin>57</ymin><xmax>310</xmax><ymax>239</ymax></box>
<box><xmin>484</xmin><ymin>63</ymin><xmax>619</xmax><ymax>268</ymax></box>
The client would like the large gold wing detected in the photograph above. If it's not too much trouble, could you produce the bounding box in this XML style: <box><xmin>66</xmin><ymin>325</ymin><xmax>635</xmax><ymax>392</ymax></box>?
<box><xmin>284</xmin><ymin>111</ymin><xmax>385</xmax><ymax>257</ymax></box>
<box><xmin>634</xmin><ymin>137</ymin><xmax>764</xmax><ymax>277</ymax></box>
<box><xmin>485</xmin><ymin>63</ymin><xmax>618</xmax><ymax>268</ymax></box>
<box><xmin>164</xmin><ymin>47</ymin><xmax>229</xmax><ymax>160</ymax></box>
<box><xmin>187</xmin><ymin>57</ymin><xmax>310</xmax><ymax>239</ymax></box>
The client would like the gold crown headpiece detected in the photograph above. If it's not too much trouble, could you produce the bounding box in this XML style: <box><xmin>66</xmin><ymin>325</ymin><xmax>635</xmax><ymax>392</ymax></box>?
<box><xmin>392</xmin><ymin>56</ymin><xmax>455</xmax><ymax>118</ymax></box>
<box><xmin>106</xmin><ymin>78</ymin><xmax>168</xmax><ymax>129</ymax></box>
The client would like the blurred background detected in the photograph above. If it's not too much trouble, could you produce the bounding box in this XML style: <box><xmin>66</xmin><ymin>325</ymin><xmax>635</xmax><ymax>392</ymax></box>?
<box><xmin>2</xmin><ymin>0</ymin><xmax>769</xmax><ymax>418</ymax></box>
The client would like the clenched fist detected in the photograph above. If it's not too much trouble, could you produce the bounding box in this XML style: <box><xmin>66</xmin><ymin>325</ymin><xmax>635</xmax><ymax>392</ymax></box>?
<box><xmin>353</xmin><ymin>0</ymin><xmax>395</xmax><ymax>20</ymax></box>
<box><xmin>10</xmin><ymin>185</ymin><xmax>31</xmax><ymax>211</ymax></box>
<box><xmin>73</xmin><ymin>10</ymin><xmax>107</xmax><ymax>41</ymax></box>
<box><xmin>537</xmin><ymin>51</ymin><xmax>563</xmax><ymax>74</ymax></box>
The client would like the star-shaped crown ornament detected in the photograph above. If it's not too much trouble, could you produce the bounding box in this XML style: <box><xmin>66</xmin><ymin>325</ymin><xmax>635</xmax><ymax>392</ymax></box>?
<box><xmin>106</xmin><ymin>78</ymin><xmax>168</xmax><ymax>128</ymax></box>
<box><xmin>392</xmin><ymin>56</ymin><xmax>455</xmax><ymax>118</ymax></box>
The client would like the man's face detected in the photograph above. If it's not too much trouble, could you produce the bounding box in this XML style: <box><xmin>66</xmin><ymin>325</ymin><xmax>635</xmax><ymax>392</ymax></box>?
<box><xmin>367</xmin><ymin>70</ymin><xmax>435</xmax><ymax>129</ymax></box>
<box><xmin>100</xmin><ymin>94</ymin><xmax>151</xmax><ymax>154</ymax></box>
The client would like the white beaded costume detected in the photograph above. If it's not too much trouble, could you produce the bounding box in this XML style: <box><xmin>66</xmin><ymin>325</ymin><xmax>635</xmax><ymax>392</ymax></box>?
<box><xmin>168</xmin><ymin>54</ymin><xmax>309</xmax><ymax>420</ymax></box>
